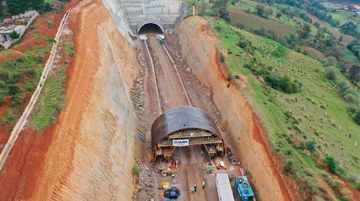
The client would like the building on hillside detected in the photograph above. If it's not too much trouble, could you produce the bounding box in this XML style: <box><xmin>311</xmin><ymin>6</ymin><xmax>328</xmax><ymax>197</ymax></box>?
<box><xmin>0</xmin><ymin>10</ymin><xmax>39</xmax><ymax>49</ymax></box>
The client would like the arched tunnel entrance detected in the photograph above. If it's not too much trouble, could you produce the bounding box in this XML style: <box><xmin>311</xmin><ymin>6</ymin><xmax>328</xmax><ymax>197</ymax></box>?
<box><xmin>137</xmin><ymin>21</ymin><xmax>165</xmax><ymax>36</ymax></box>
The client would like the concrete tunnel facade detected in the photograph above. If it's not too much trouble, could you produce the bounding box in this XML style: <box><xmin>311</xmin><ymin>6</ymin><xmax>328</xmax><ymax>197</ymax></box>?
<box><xmin>137</xmin><ymin>20</ymin><xmax>165</xmax><ymax>35</ymax></box>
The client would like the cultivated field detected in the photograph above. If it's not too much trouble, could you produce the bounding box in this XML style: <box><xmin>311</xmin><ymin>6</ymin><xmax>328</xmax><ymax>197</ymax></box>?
<box><xmin>229</xmin><ymin>10</ymin><xmax>294</xmax><ymax>39</ymax></box>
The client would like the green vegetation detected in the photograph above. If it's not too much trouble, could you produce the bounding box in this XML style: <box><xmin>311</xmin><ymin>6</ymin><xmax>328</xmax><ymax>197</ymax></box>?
<box><xmin>0</xmin><ymin>53</ymin><xmax>45</xmax><ymax>126</ymax></box>
<box><xmin>229</xmin><ymin>10</ymin><xmax>294</xmax><ymax>39</ymax></box>
<box><xmin>64</xmin><ymin>41</ymin><xmax>75</xmax><ymax>57</ymax></box>
<box><xmin>29</xmin><ymin>67</ymin><xmax>66</xmax><ymax>129</ymax></box>
<box><xmin>132</xmin><ymin>165</ymin><xmax>140</xmax><ymax>176</ymax></box>
<box><xmin>0</xmin><ymin>0</ymin><xmax>70</xmax><ymax>18</ymax></box>
<box><xmin>9</xmin><ymin>31</ymin><xmax>20</xmax><ymax>39</ymax></box>
<box><xmin>325</xmin><ymin>156</ymin><xmax>337</xmax><ymax>174</ymax></box>
<box><xmin>211</xmin><ymin>19</ymin><xmax>360</xmax><ymax>198</ymax></box>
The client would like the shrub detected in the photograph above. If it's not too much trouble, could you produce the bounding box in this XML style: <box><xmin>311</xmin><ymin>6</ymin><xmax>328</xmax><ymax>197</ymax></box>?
<box><xmin>11</xmin><ymin>94</ymin><xmax>22</xmax><ymax>106</ymax></box>
<box><xmin>283</xmin><ymin>159</ymin><xmax>296</xmax><ymax>175</ymax></box>
<box><xmin>27</xmin><ymin>69</ymin><xmax>36</xmax><ymax>78</ymax></box>
<box><xmin>132</xmin><ymin>165</ymin><xmax>140</xmax><ymax>176</ymax></box>
<box><xmin>227</xmin><ymin>73</ymin><xmax>232</xmax><ymax>81</ymax></box>
<box><xmin>7</xmin><ymin>85</ymin><xmax>21</xmax><ymax>96</ymax></box>
<box><xmin>35</xmin><ymin>55</ymin><xmax>44</xmax><ymax>64</ymax></box>
<box><xmin>219</xmin><ymin>52</ymin><xmax>225</xmax><ymax>63</ymax></box>
<box><xmin>325</xmin><ymin>156</ymin><xmax>337</xmax><ymax>174</ymax></box>
<box><xmin>0</xmin><ymin>94</ymin><xmax>4</xmax><ymax>106</ymax></box>
<box><xmin>64</xmin><ymin>42</ymin><xmax>75</xmax><ymax>57</ymax></box>
<box><xmin>25</xmin><ymin>82</ymin><xmax>36</xmax><ymax>92</ymax></box>
<box><xmin>237</xmin><ymin>41</ymin><xmax>248</xmax><ymax>48</ymax></box>
<box><xmin>344</xmin><ymin>94</ymin><xmax>359</xmax><ymax>105</ymax></box>
<box><xmin>305</xmin><ymin>141</ymin><xmax>317</xmax><ymax>153</ymax></box>
<box><xmin>272</xmin><ymin>46</ymin><xmax>287</xmax><ymax>57</ymax></box>
<box><xmin>324</xmin><ymin>66</ymin><xmax>339</xmax><ymax>81</ymax></box>
<box><xmin>9</xmin><ymin>31</ymin><xmax>20</xmax><ymax>39</ymax></box>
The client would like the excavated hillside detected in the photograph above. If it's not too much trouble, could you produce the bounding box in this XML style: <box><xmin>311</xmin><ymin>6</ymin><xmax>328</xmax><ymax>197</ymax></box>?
<box><xmin>176</xmin><ymin>16</ymin><xmax>294</xmax><ymax>201</ymax></box>
<box><xmin>0</xmin><ymin>0</ymin><xmax>139</xmax><ymax>200</ymax></box>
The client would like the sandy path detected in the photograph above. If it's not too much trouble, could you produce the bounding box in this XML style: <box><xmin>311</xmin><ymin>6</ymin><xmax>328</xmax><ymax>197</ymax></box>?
<box><xmin>148</xmin><ymin>37</ymin><xmax>189</xmax><ymax>111</ymax></box>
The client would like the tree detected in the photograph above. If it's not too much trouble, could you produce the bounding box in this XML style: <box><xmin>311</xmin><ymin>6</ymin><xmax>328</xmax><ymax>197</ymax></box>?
<box><xmin>9</xmin><ymin>31</ymin><xmax>20</xmax><ymax>39</ymax></box>
<box><xmin>340</xmin><ymin>22</ymin><xmax>358</xmax><ymax>35</ymax></box>
<box><xmin>348</xmin><ymin>65</ymin><xmax>360</xmax><ymax>84</ymax></box>
<box><xmin>6</xmin><ymin>0</ymin><xmax>23</xmax><ymax>15</ymax></box>
<box><xmin>354</xmin><ymin>110</ymin><xmax>360</xmax><ymax>125</ymax></box>
<box><xmin>282</xmin><ymin>160</ymin><xmax>296</xmax><ymax>175</ymax></box>
<box><xmin>7</xmin><ymin>85</ymin><xmax>21</xmax><ymax>96</ymax></box>
<box><xmin>325</xmin><ymin>156</ymin><xmax>337</xmax><ymax>174</ymax></box>
<box><xmin>6</xmin><ymin>0</ymin><xmax>45</xmax><ymax>15</ymax></box>
<box><xmin>219</xmin><ymin>52</ymin><xmax>225</xmax><ymax>63</ymax></box>
<box><xmin>0</xmin><ymin>94</ymin><xmax>4</xmax><ymax>106</ymax></box>
<box><xmin>212</xmin><ymin>0</ymin><xmax>230</xmax><ymax>21</ymax></box>
<box><xmin>325</xmin><ymin>66</ymin><xmax>339</xmax><ymax>81</ymax></box>
<box><xmin>255</xmin><ymin>4</ymin><xmax>266</xmax><ymax>18</ymax></box>
<box><xmin>198</xmin><ymin>2</ymin><xmax>207</xmax><ymax>16</ymax></box>
<box><xmin>300</xmin><ymin>23</ymin><xmax>311</xmax><ymax>38</ymax></box>
<box><xmin>279</xmin><ymin>76</ymin><xmax>293</xmax><ymax>93</ymax></box>
<box><xmin>305</xmin><ymin>141</ymin><xmax>316</xmax><ymax>153</ymax></box>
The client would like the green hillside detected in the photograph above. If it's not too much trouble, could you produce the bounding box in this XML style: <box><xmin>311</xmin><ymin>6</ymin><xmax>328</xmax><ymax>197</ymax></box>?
<box><xmin>211</xmin><ymin>19</ymin><xmax>360</xmax><ymax>199</ymax></box>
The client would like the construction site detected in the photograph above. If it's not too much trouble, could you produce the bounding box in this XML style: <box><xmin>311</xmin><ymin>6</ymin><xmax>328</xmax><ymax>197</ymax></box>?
<box><xmin>0</xmin><ymin>0</ymin><xmax>296</xmax><ymax>201</ymax></box>
<box><xmin>132</xmin><ymin>23</ymin><xmax>260</xmax><ymax>199</ymax></box>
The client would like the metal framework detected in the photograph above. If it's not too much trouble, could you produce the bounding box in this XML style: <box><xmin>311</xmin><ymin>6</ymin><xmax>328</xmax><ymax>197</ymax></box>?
<box><xmin>151</xmin><ymin>107</ymin><xmax>225</xmax><ymax>161</ymax></box>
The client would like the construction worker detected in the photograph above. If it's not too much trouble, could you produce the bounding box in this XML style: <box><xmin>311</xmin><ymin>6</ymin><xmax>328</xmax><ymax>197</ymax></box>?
<box><xmin>194</xmin><ymin>185</ymin><xmax>197</xmax><ymax>192</ymax></box>
<box><xmin>202</xmin><ymin>180</ymin><xmax>206</xmax><ymax>189</ymax></box>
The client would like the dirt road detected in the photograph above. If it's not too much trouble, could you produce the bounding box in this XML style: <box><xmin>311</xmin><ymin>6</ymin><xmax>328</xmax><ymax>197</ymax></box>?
<box><xmin>147</xmin><ymin>37</ymin><xmax>189</xmax><ymax>110</ymax></box>
<box><xmin>144</xmin><ymin>36</ymin><xmax>215</xmax><ymax>201</ymax></box>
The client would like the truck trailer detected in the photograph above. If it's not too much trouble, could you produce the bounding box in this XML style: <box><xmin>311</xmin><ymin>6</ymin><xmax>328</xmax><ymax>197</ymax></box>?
<box><xmin>235</xmin><ymin>176</ymin><xmax>256</xmax><ymax>201</ymax></box>
<box><xmin>215</xmin><ymin>173</ymin><xmax>235</xmax><ymax>201</ymax></box>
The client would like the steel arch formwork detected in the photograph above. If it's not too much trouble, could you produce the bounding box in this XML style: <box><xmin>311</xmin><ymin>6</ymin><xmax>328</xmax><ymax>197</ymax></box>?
<box><xmin>151</xmin><ymin>107</ymin><xmax>225</xmax><ymax>161</ymax></box>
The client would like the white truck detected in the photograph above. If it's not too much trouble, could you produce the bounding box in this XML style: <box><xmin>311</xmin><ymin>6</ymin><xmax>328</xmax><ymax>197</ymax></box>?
<box><xmin>216</xmin><ymin>173</ymin><xmax>235</xmax><ymax>201</ymax></box>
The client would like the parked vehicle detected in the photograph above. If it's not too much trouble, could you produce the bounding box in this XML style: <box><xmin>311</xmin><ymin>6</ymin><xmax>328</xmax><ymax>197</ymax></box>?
<box><xmin>215</xmin><ymin>173</ymin><xmax>235</xmax><ymax>201</ymax></box>
<box><xmin>235</xmin><ymin>176</ymin><xmax>256</xmax><ymax>201</ymax></box>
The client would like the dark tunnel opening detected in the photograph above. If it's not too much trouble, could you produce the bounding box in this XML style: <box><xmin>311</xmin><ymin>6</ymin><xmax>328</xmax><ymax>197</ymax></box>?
<box><xmin>137</xmin><ymin>23</ymin><xmax>164</xmax><ymax>35</ymax></box>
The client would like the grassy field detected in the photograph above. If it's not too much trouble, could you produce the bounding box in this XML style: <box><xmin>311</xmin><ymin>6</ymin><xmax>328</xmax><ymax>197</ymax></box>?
<box><xmin>211</xmin><ymin>19</ymin><xmax>360</xmax><ymax>196</ymax></box>
<box><xmin>229</xmin><ymin>10</ymin><xmax>295</xmax><ymax>38</ymax></box>
<box><xmin>29</xmin><ymin>67</ymin><xmax>66</xmax><ymax>129</ymax></box>
<box><xmin>330</xmin><ymin>10</ymin><xmax>360</xmax><ymax>32</ymax></box>
<box><xmin>28</xmin><ymin>35</ymin><xmax>74</xmax><ymax>129</ymax></box>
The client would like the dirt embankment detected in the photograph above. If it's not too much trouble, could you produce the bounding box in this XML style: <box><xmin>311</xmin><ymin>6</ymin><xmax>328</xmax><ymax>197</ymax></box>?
<box><xmin>0</xmin><ymin>0</ymin><xmax>139</xmax><ymax>200</ymax></box>
<box><xmin>177</xmin><ymin>16</ymin><xmax>294</xmax><ymax>201</ymax></box>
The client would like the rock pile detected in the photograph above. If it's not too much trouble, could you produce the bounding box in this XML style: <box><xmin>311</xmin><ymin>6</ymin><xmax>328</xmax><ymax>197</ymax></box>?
<box><xmin>136</xmin><ymin>163</ymin><xmax>158</xmax><ymax>200</ymax></box>
<box><xmin>130</xmin><ymin>77</ymin><xmax>145</xmax><ymax>111</ymax></box>
<box><xmin>130</xmin><ymin>53</ymin><xmax>146</xmax><ymax>111</ymax></box>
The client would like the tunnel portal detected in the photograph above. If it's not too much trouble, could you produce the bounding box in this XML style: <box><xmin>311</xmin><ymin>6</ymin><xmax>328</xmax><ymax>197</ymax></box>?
<box><xmin>137</xmin><ymin>20</ymin><xmax>165</xmax><ymax>36</ymax></box>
